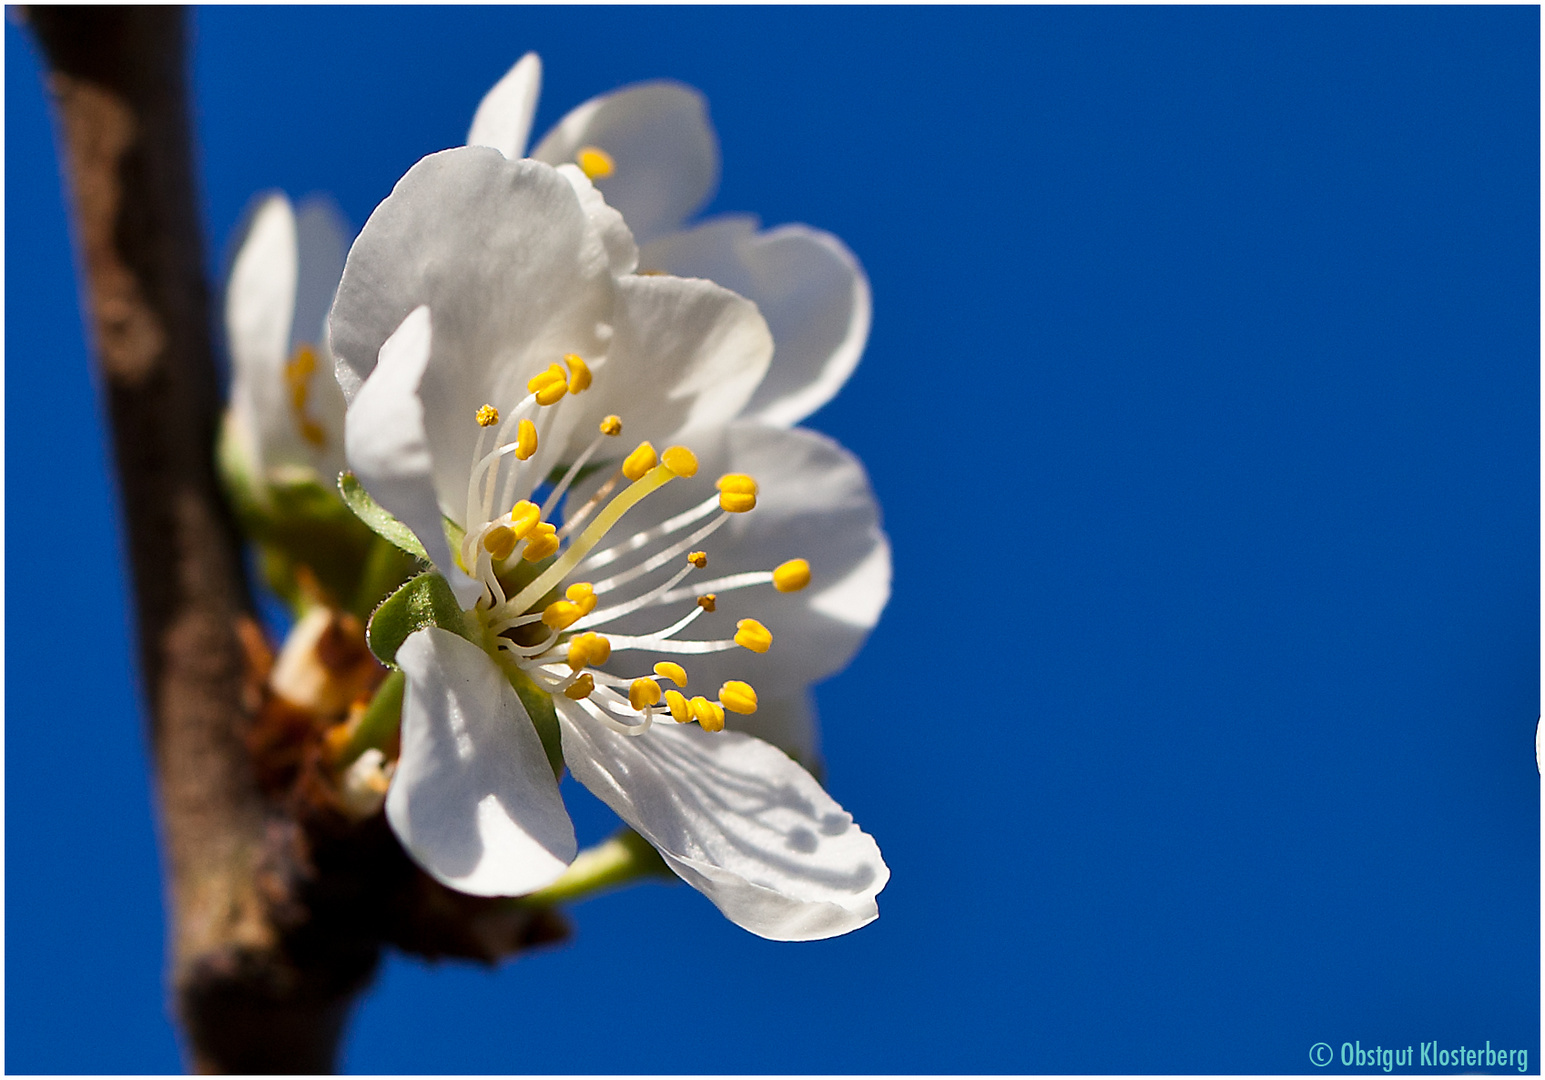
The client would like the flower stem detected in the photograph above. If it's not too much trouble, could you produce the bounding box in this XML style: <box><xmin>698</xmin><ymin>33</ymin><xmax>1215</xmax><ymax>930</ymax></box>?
<box><xmin>518</xmin><ymin>828</ymin><xmax>673</xmax><ymax>907</ymax></box>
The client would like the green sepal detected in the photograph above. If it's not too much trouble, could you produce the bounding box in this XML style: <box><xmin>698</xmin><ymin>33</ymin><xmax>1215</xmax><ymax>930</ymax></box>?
<box><xmin>505</xmin><ymin>665</ymin><xmax>565</xmax><ymax>781</ymax></box>
<box><xmin>352</xmin><ymin>538</ymin><xmax>425</xmax><ymax>620</ymax></box>
<box><xmin>366</xmin><ymin>572</ymin><xmax>472</xmax><ymax>667</ymax></box>
<box><xmin>339</xmin><ymin>472</ymin><xmax>429</xmax><ymax>562</ymax></box>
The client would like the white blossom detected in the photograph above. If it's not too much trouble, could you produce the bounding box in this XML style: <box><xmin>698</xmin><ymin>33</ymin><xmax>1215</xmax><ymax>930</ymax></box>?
<box><xmin>331</xmin><ymin>146</ymin><xmax>889</xmax><ymax>940</ymax></box>
<box><xmin>224</xmin><ymin>192</ymin><xmax>351</xmax><ymax>486</ymax></box>
<box><xmin>468</xmin><ymin>53</ymin><xmax>872</xmax><ymax>430</ymax></box>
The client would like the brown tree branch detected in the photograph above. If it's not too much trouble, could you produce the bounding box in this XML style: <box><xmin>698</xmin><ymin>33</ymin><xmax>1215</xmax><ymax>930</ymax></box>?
<box><xmin>25</xmin><ymin>8</ymin><xmax>566</xmax><ymax>1072</ymax></box>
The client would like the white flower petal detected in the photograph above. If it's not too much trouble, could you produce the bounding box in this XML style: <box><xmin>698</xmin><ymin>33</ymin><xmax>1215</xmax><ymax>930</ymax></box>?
<box><xmin>576</xmin><ymin>274</ymin><xmax>771</xmax><ymax>451</ymax></box>
<box><xmin>558</xmin><ymin>706</ymin><xmax>886</xmax><ymax>940</ymax></box>
<box><xmin>467</xmin><ymin>52</ymin><xmax>542</xmax><ymax>160</ymax></box>
<box><xmin>330</xmin><ymin>148</ymin><xmax>615</xmax><ymax>520</ymax></box>
<box><xmin>389</xmin><ymin>627</ymin><xmax>576</xmax><ymax>897</ymax></box>
<box><xmin>344</xmin><ymin>307</ymin><xmax>480</xmax><ymax>606</ymax></box>
<box><xmin>290</xmin><ymin>197</ymin><xmax>349</xmax><ymax>355</ymax></box>
<box><xmin>226</xmin><ymin>193</ymin><xmax>298</xmax><ymax>478</ymax></box>
<box><xmin>291</xmin><ymin>197</ymin><xmax>351</xmax><ymax>481</ymax></box>
<box><xmin>532</xmin><ymin>81</ymin><xmax>717</xmax><ymax>245</ymax></box>
<box><xmin>556</xmin><ymin>163</ymin><xmax>639</xmax><ymax>276</ymax></box>
<box><xmin>580</xmin><ymin>421</ymin><xmax>888</xmax><ymax>696</ymax></box>
<box><xmin>726</xmin><ymin>689</ymin><xmax>820</xmax><ymax>770</ymax></box>
<box><xmin>641</xmin><ymin>218</ymin><xmax>871</xmax><ymax>427</ymax></box>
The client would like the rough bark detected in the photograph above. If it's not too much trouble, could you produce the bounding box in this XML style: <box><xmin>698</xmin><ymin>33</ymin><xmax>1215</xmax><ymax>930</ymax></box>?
<box><xmin>25</xmin><ymin>8</ymin><xmax>566</xmax><ymax>1072</ymax></box>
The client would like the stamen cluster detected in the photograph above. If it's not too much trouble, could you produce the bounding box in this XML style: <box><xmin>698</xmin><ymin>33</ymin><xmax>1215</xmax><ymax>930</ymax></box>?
<box><xmin>453</xmin><ymin>358</ymin><xmax>811</xmax><ymax>738</ymax></box>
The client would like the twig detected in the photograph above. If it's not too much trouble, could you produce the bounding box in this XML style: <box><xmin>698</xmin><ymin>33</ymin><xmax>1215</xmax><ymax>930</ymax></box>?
<box><xmin>25</xmin><ymin>8</ymin><xmax>568</xmax><ymax>1072</ymax></box>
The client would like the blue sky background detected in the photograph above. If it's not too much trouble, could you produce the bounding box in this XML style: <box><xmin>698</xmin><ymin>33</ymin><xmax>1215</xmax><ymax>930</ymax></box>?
<box><xmin>7</xmin><ymin>6</ymin><xmax>1538</xmax><ymax>1074</ymax></box>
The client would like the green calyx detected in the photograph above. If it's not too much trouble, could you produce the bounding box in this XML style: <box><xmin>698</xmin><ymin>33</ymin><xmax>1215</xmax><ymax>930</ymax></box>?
<box><xmin>338</xmin><ymin>471</ymin><xmax>429</xmax><ymax>562</ymax></box>
<box><xmin>365</xmin><ymin>569</ymin><xmax>567</xmax><ymax>782</ymax></box>
<box><xmin>366</xmin><ymin>572</ymin><xmax>475</xmax><ymax>666</ymax></box>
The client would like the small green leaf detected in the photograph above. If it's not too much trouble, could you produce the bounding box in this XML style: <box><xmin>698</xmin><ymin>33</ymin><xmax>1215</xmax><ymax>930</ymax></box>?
<box><xmin>339</xmin><ymin>472</ymin><xmax>429</xmax><ymax>561</ymax></box>
<box><xmin>367</xmin><ymin>572</ymin><xmax>470</xmax><ymax>666</ymax></box>
<box><xmin>351</xmin><ymin>536</ymin><xmax>426</xmax><ymax>620</ymax></box>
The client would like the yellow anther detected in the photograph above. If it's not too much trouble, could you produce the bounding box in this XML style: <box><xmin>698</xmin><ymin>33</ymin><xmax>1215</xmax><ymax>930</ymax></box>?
<box><xmin>689</xmin><ymin>696</ymin><xmax>726</xmax><ymax>732</ymax></box>
<box><xmin>734</xmin><ymin>618</ymin><xmax>772</xmax><ymax>653</ymax></box>
<box><xmin>697</xmin><ymin>594</ymin><xmax>717</xmax><ymax>612</ymax></box>
<box><xmin>566</xmin><ymin>631</ymin><xmax>611</xmax><ymax>671</ymax></box>
<box><xmin>600</xmin><ymin>415</ymin><xmax>623</xmax><ymax>437</ymax></box>
<box><xmin>661</xmin><ymin>445</ymin><xmax>699</xmax><ymax>478</ymax></box>
<box><xmin>719</xmin><ymin>680</ymin><xmax>758</xmax><ymax>715</ymax></box>
<box><xmin>664</xmin><ymin>689</ymin><xmax>690</xmax><ymax>723</ymax></box>
<box><xmin>542</xmin><ymin>581</ymin><xmax>597</xmax><ymax>629</ymax></box>
<box><xmin>507</xmin><ymin>500</ymin><xmax>542</xmax><ymax>539</ymax></box>
<box><xmin>527</xmin><ymin>363</ymin><xmax>569</xmax><ymax>406</ymax></box>
<box><xmin>653</xmin><ymin>661</ymin><xmax>687</xmax><ymax>687</ymax></box>
<box><xmin>576</xmin><ymin>145</ymin><xmax>615</xmax><ymax>181</ymax></box>
<box><xmin>773</xmin><ymin>558</ymin><xmax>812</xmax><ymax>593</ymax></box>
<box><xmin>622</xmin><ymin>441</ymin><xmax>658</xmax><ymax>481</ymax></box>
<box><xmin>687</xmin><ymin>551</ymin><xmax>708</xmax><ymax>569</ymax></box>
<box><xmin>482</xmin><ymin>525</ymin><xmax>517</xmax><ymax>562</ymax></box>
<box><xmin>475</xmin><ymin>403</ymin><xmax>500</xmax><ymax>428</ymax></box>
<box><xmin>514</xmin><ymin>418</ymin><xmax>538</xmax><ymax>460</ymax></box>
<box><xmin>716</xmin><ymin>473</ymin><xmax>758</xmax><ymax>513</ymax></box>
<box><xmin>563</xmin><ymin>673</ymin><xmax>596</xmax><ymax>700</ymax></box>
<box><xmin>563</xmin><ymin>353</ymin><xmax>592</xmax><ymax>394</ymax></box>
<box><xmin>522</xmin><ymin>521</ymin><xmax>559</xmax><ymax>562</ymax></box>
<box><xmin>629</xmin><ymin>678</ymin><xmax>663</xmax><ymax>711</ymax></box>
<box><xmin>542</xmin><ymin>601</ymin><xmax>585</xmax><ymax>630</ymax></box>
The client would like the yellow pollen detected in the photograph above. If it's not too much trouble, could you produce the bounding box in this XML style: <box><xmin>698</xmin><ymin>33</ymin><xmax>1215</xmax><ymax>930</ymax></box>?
<box><xmin>719</xmin><ymin>680</ymin><xmax>758</xmax><ymax>715</ymax></box>
<box><xmin>773</xmin><ymin>558</ymin><xmax>812</xmax><ymax>592</ymax></box>
<box><xmin>734</xmin><ymin>618</ymin><xmax>772</xmax><ymax>653</ymax></box>
<box><xmin>600</xmin><ymin>415</ymin><xmax>623</xmax><ymax>437</ymax></box>
<box><xmin>475</xmin><ymin>403</ymin><xmax>500</xmax><ymax>428</ymax></box>
<box><xmin>661</xmin><ymin>445</ymin><xmax>699</xmax><ymax>477</ymax></box>
<box><xmin>542</xmin><ymin>581</ymin><xmax>597</xmax><ymax>630</ymax></box>
<box><xmin>697</xmin><ymin>594</ymin><xmax>717</xmax><ymax>612</ymax></box>
<box><xmin>564</xmin><ymin>673</ymin><xmax>596</xmax><ymax>700</ymax></box>
<box><xmin>716</xmin><ymin>473</ymin><xmax>758</xmax><ymax>513</ymax></box>
<box><xmin>542</xmin><ymin>601</ymin><xmax>583</xmax><ymax>630</ymax></box>
<box><xmin>653</xmin><ymin>661</ymin><xmax>687</xmax><ymax>687</ymax></box>
<box><xmin>688</xmin><ymin>551</ymin><xmax>708</xmax><ymax>568</ymax></box>
<box><xmin>508</xmin><ymin>500</ymin><xmax>542</xmax><ymax>539</ymax></box>
<box><xmin>664</xmin><ymin>689</ymin><xmax>690</xmax><ymax>723</ymax></box>
<box><xmin>527</xmin><ymin>363</ymin><xmax>569</xmax><ymax>406</ymax></box>
<box><xmin>284</xmin><ymin>344</ymin><xmax>328</xmax><ymax>448</ymax></box>
<box><xmin>629</xmin><ymin>678</ymin><xmax>663</xmax><ymax>711</ymax></box>
<box><xmin>564</xmin><ymin>353</ymin><xmax>592</xmax><ymax>394</ymax></box>
<box><xmin>622</xmin><ymin>441</ymin><xmax>658</xmax><ymax>481</ymax></box>
<box><xmin>483</xmin><ymin>525</ymin><xmax>517</xmax><ymax>562</ymax></box>
<box><xmin>689</xmin><ymin>696</ymin><xmax>726</xmax><ymax>732</ymax></box>
<box><xmin>522</xmin><ymin>521</ymin><xmax>559</xmax><ymax>562</ymax></box>
<box><xmin>514</xmin><ymin>418</ymin><xmax>538</xmax><ymax>460</ymax></box>
<box><xmin>566</xmin><ymin>631</ymin><xmax>611</xmax><ymax>671</ymax></box>
<box><xmin>576</xmin><ymin>145</ymin><xmax>615</xmax><ymax>181</ymax></box>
